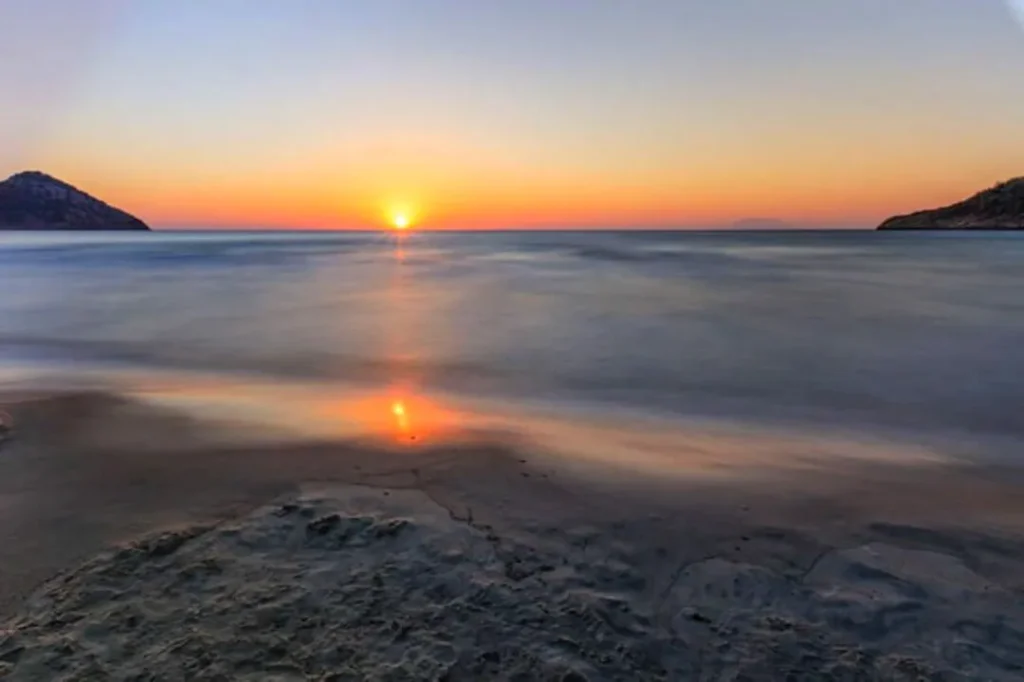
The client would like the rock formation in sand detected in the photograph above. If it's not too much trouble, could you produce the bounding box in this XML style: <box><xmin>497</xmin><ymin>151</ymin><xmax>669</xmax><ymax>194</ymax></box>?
<box><xmin>0</xmin><ymin>171</ymin><xmax>149</xmax><ymax>231</ymax></box>
<box><xmin>878</xmin><ymin>178</ymin><xmax>1024</xmax><ymax>230</ymax></box>
<box><xmin>4</xmin><ymin>486</ymin><xmax>1024</xmax><ymax>681</ymax></box>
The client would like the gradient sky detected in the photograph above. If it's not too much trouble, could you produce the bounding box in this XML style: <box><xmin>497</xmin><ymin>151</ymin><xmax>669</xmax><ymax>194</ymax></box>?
<box><xmin>2</xmin><ymin>0</ymin><xmax>1023</xmax><ymax>229</ymax></box>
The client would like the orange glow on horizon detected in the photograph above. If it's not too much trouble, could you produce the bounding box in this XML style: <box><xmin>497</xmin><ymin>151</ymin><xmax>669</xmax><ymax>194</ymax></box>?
<box><xmin>34</xmin><ymin>148</ymin><xmax>1024</xmax><ymax>231</ymax></box>
<box><xmin>24</xmin><ymin>9</ymin><xmax>1024</xmax><ymax>236</ymax></box>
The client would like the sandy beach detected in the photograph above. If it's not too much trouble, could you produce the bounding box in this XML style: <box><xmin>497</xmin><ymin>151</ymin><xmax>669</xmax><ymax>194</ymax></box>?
<box><xmin>1</xmin><ymin>391</ymin><xmax>1023</xmax><ymax>680</ymax></box>
<box><xmin>5</xmin><ymin>0</ymin><xmax>1024</xmax><ymax>674</ymax></box>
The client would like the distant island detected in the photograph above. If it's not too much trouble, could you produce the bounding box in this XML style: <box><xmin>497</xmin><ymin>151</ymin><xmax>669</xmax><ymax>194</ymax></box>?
<box><xmin>0</xmin><ymin>171</ymin><xmax>149</xmax><ymax>231</ymax></box>
<box><xmin>878</xmin><ymin>178</ymin><xmax>1024</xmax><ymax>230</ymax></box>
<box><xmin>729</xmin><ymin>218</ymin><xmax>795</xmax><ymax>231</ymax></box>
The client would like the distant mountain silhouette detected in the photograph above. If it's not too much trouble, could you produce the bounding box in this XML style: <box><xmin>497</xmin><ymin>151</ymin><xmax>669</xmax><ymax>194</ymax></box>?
<box><xmin>879</xmin><ymin>178</ymin><xmax>1024</xmax><ymax>230</ymax></box>
<box><xmin>0</xmin><ymin>171</ymin><xmax>149</xmax><ymax>231</ymax></box>
<box><xmin>729</xmin><ymin>218</ymin><xmax>795</xmax><ymax>230</ymax></box>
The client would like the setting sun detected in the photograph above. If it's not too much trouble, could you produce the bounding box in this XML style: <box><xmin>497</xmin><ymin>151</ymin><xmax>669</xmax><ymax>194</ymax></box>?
<box><xmin>392</xmin><ymin>213</ymin><xmax>411</xmax><ymax>231</ymax></box>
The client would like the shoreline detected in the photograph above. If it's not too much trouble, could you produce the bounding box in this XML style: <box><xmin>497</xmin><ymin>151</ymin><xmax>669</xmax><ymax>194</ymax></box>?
<box><xmin>2</xmin><ymin>390</ymin><xmax>1024</xmax><ymax>679</ymax></box>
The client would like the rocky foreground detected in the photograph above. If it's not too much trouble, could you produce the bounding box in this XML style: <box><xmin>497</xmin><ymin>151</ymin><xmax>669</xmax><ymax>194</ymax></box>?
<box><xmin>3</xmin><ymin>485</ymin><xmax>1024</xmax><ymax>681</ymax></box>
<box><xmin>2</xmin><ymin>392</ymin><xmax>1024</xmax><ymax>681</ymax></box>
<box><xmin>0</xmin><ymin>171</ymin><xmax>149</xmax><ymax>231</ymax></box>
<box><xmin>879</xmin><ymin>178</ymin><xmax>1024</xmax><ymax>230</ymax></box>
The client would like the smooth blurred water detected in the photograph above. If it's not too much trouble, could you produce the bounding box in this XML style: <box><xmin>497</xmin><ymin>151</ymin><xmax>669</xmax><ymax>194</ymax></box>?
<box><xmin>1</xmin><ymin>230</ymin><xmax>1023</xmax><ymax>440</ymax></box>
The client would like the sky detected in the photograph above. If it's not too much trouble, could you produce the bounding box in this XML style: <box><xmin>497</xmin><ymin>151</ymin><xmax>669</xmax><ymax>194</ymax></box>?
<box><xmin>1</xmin><ymin>0</ymin><xmax>1023</xmax><ymax>230</ymax></box>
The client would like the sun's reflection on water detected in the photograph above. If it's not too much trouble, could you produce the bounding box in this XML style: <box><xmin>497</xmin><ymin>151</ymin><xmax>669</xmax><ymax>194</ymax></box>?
<box><xmin>124</xmin><ymin>228</ymin><xmax>955</xmax><ymax>474</ymax></box>
<box><xmin>315</xmin><ymin>390</ymin><xmax>464</xmax><ymax>445</ymax></box>
<box><xmin>374</xmin><ymin>229</ymin><xmax>443</xmax><ymax>443</ymax></box>
<box><xmin>392</xmin><ymin>400</ymin><xmax>409</xmax><ymax>431</ymax></box>
<box><xmin>132</xmin><ymin>369</ymin><xmax>949</xmax><ymax>480</ymax></box>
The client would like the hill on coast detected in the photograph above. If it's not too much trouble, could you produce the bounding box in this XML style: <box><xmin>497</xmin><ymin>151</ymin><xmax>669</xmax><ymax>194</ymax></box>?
<box><xmin>879</xmin><ymin>178</ymin><xmax>1024</xmax><ymax>230</ymax></box>
<box><xmin>0</xmin><ymin>171</ymin><xmax>149</xmax><ymax>231</ymax></box>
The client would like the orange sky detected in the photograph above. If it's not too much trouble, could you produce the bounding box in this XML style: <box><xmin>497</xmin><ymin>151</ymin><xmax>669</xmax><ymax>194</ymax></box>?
<box><xmin>4</xmin><ymin>1</ymin><xmax>1024</xmax><ymax>229</ymax></box>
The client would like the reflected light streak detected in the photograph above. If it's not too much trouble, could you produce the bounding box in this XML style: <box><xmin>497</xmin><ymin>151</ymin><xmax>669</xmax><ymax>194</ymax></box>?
<box><xmin>392</xmin><ymin>399</ymin><xmax>412</xmax><ymax>438</ymax></box>
<box><xmin>373</xmin><ymin>218</ymin><xmax>446</xmax><ymax>444</ymax></box>
<box><xmin>317</xmin><ymin>392</ymin><xmax>462</xmax><ymax>445</ymax></box>
<box><xmin>392</xmin><ymin>232</ymin><xmax>407</xmax><ymax>262</ymax></box>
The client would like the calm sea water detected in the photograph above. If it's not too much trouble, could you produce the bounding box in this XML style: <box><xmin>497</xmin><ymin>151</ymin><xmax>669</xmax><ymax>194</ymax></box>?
<box><xmin>1</xmin><ymin>230</ymin><xmax>1023</xmax><ymax>449</ymax></box>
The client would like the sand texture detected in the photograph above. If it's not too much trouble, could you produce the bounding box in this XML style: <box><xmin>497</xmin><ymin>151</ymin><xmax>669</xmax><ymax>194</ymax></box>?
<box><xmin>3</xmin><ymin>484</ymin><xmax>1024</xmax><ymax>681</ymax></box>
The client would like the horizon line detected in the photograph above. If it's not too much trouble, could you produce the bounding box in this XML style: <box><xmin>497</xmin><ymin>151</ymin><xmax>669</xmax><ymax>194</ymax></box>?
<box><xmin>154</xmin><ymin>223</ymin><xmax>874</xmax><ymax>232</ymax></box>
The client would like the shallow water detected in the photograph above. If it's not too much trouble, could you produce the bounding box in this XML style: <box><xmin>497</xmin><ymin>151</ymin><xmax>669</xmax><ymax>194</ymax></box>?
<box><xmin>1</xmin><ymin>230</ymin><xmax>1023</xmax><ymax>464</ymax></box>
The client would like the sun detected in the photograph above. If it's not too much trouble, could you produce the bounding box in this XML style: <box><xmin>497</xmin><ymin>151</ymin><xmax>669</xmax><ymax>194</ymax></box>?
<box><xmin>391</xmin><ymin>213</ymin><xmax>411</xmax><ymax>231</ymax></box>
<box><xmin>382</xmin><ymin>201</ymin><xmax>419</xmax><ymax>231</ymax></box>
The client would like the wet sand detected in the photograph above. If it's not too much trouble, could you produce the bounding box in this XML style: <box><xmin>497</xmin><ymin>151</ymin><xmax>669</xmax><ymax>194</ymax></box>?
<box><xmin>2</xmin><ymin>391</ymin><xmax>1024</xmax><ymax>680</ymax></box>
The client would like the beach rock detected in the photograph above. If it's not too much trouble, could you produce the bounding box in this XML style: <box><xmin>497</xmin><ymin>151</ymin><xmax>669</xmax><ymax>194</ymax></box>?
<box><xmin>305</xmin><ymin>513</ymin><xmax>341</xmax><ymax>536</ymax></box>
<box><xmin>0</xmin><ymin>171</ymin><xmax>149</xmax><ymax>231</ymax></box>
<box><xmin>878</xmin><ymin>178</ymin><xmax>1024</xmax><ymax>230</ymax></box>
<box><xmin>5</xmin><ymin>490</ymin><xmax>1024</xmax><ymax>680</ymax></box>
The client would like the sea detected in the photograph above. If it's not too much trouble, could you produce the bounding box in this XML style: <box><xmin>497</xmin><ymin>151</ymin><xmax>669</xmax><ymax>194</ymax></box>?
<box><xmin>2</xmin><ymin>230</ymin><xmax>1023</xmax><ymax>472</ymax></box>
